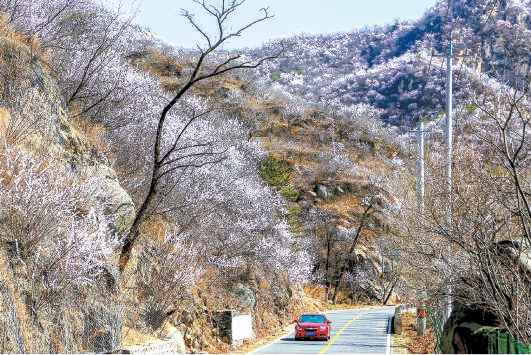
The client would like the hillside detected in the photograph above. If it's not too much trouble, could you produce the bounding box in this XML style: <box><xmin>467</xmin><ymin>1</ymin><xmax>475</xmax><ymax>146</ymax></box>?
<box><xmin>252</xmin><ymin>0</ymin><xmax>531</xmax><ymax>130</ymax></box>
<box><xmin>0</xmin><ymin>0</ymin><xmax>531</xmax><ymax>353</ymax></box>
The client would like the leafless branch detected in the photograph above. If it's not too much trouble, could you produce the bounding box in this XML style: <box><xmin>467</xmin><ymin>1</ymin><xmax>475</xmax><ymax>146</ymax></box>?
<box><xmin>118</xmin><ymin>0</ymin><xmax>282</xmax><ymax>272</ymax></box>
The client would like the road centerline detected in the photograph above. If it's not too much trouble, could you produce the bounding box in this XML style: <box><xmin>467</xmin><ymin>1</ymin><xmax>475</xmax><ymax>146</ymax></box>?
<box><xmin>319</xmin><ymin>312</ymin><xmax>366</xmax><ymax>354</ymax></box>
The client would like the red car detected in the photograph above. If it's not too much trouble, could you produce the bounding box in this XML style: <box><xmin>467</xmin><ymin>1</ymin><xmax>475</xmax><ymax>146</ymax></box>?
<box><xmin>294</xmin><ymin>312</ymin><xmax>332</xmax><ymax>341</ymax></box>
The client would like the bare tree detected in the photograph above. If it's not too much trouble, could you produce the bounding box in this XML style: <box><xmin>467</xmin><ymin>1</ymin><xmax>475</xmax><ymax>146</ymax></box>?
<box><xmin>331</xmin><ymin>198</ymin><xmax>377</xmax><ymax>304</ymax></box>
<box><xmin>394</xmin><ymin>54</ymin><xmax>531</xmax><ymax>342</ymax></box>
<box><xmin>118</xmin><ymin>0</ymin><xmax>284</xmax><ymax>272</ymax></box>
<box><xmin>306</xmin><ymin>209</ymin><xmax>340</xmax><ymax>303</ymax></box>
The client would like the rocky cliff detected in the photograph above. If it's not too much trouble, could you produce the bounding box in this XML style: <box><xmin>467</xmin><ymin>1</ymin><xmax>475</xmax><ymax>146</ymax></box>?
<box><xmin>0</xmin><ymin>36</ymin><xmax>135</xmax><ymax>353</ymax></box>
<box><xmin>0</xmin><ymin>36</ymin><xmax>135</xmax><ymax>234</ymax></box>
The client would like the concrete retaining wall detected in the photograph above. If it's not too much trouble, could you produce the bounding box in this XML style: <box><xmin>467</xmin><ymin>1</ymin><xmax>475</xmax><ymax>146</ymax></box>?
<box><xmin>122</xmin><ymin>338</ymin><xmax>184</xmax><ymax>354</ymax></box>
<box><xmin>121</xmin><ymin>311</ymin><xmax>254</xmax><ymax>353</ymax></box>
<box><xmin>122</xmin><ymin>326</ymin><xmax>186</xmax><ymax>354</ymax></box>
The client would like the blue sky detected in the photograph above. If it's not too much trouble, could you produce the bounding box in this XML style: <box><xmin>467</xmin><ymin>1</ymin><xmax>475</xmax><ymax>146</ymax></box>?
<box><xmin>130</xmin><ymin>0</ymin><xmax>439</xmax><ymax>49</ymax></box>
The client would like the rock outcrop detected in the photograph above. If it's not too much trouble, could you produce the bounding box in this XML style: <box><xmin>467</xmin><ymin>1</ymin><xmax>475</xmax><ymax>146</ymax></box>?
<box><xmin>0</xmin><ymin>37</ymin><xmax>135</xmax><ymax>234</ymax></box>
<box><xmin>0</xmin><ymin>36</ymin><xmax>135</xmax><ymax>352</ymax></box>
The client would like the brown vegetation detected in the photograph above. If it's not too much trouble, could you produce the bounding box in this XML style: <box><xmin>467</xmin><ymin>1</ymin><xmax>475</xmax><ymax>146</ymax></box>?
<box><xmin>401</xmin><ymin>312</ymin><xmax>436</xmax><ymax>354</ymax></box>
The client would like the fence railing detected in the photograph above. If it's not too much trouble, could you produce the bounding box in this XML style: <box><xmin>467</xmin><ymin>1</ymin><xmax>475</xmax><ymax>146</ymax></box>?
<box><xmin>482</xmin><ymin>329</ymin><xmax>531</xmax><ymax>354</ymax></box>
<box><xmin>399</xmin><ymin>303</ymin><xmax>531</xmax><ymax>354</ymax></box>
<box><xmin>426</xmin><ymin>306</ymin><xmax>444</xmax><ymax>354</ymax></box>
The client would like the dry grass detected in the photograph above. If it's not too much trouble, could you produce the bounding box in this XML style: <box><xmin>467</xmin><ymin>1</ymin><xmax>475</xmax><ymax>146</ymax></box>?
<box><xmin>122</xmin><ymin>326</ymin><xmax>159</xmax><ymax>347</ymax></box>
<box><xmin>65</xmin><ymin>106</ymin><xmax>114</xmax><ymax>159</ymax></box>
<box><xmin>0</xmin><ymin>14</ymin><xmax>24</xmax><ymax>43</ymax></box>
<box><xmin>0</xmin><ymin>14</ymin><xmax>47</xmax><ymax>62</ymax></box>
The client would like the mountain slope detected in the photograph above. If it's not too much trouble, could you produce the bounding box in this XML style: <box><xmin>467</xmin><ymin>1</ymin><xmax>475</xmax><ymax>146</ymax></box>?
<box><xmin>251</xmin><ymin>0</ymin><xmax>531</xmax><ymax>129</ymax></box>
<box><xmin>2</xmin><ymin>0</ymin><xmax>531</xmax><ymax>351</ymax></box>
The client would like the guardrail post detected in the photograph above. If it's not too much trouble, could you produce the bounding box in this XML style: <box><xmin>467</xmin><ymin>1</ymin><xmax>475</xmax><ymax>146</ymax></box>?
<box><xmin>417</xmin><ymin>305</ymin><xmax>426</xmax><ymax>337</ymax></box>
<box><xmin>394</xmin><ymin>307</ymin><xmax>403</xmax><ymax>335</ymax></box>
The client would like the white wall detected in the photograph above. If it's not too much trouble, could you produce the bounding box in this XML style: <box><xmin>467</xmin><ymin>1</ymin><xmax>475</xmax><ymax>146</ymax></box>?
<box><xmin>231</xmin><ymin>314</ymin><xmax>254</xmax><ymax>344</ymax></box>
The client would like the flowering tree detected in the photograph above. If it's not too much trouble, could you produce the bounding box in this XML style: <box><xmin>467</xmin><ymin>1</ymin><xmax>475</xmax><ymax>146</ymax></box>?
<box><xmin>118</xmin><ymin>0</ymin><xmax>284</xmax><ymax>271</ymax></box>
<box><xmin>0</xmin><ymin>145</ymin><xmax>121</xmax><ymax>352</ymax></box>
<box><xmin>0</xmin><ymin>0</ymin><xmax>138</xmax><ymax>124</ymax></box>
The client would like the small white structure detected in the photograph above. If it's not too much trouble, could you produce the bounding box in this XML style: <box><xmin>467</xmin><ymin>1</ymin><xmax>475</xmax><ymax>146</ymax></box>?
<box><xmin>214</xmin><ymin>311</ymin><xmax>254</xmax><ymax>346</ymax></box>
<box><xmin>231</xmin><ymin>313</ymin><xmax>254</xmax><ymax>345</ymax></box>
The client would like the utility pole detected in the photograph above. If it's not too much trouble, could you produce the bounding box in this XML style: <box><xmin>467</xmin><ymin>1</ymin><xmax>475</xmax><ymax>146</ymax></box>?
<box><xmin>410</xmin><ymin>119</ymin><xmax>430</xmax><ymax>212</ymax></box>
<box><xmin>410</xmin><ymin>118</ymin><xmax>430</xmax><ymax>334</ymax></box>
<box><xmin>444</xmin><ymin>39</ymin><xmax>453</xmax><ymax>321</ymax></box>
<box><xmin>434</xmin><ymin>37</ymin><xmax>458</xmax><ymax>321</ymax></box>
<box><xmin>445</xmin><ymin>40</ymin><xmax>453</xmax><ymax>220</ymax></box>
<box><xmin>381</xmin><ymin>250</ymin><xmax>385</xmax><ymax>306</ymax></box>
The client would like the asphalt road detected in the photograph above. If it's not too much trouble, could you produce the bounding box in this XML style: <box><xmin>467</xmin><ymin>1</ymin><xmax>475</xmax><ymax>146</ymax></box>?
<box><xmin>252</xmin><ymin>307</ymin><xmax>395</xmax><ymax>354</ymax></box>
